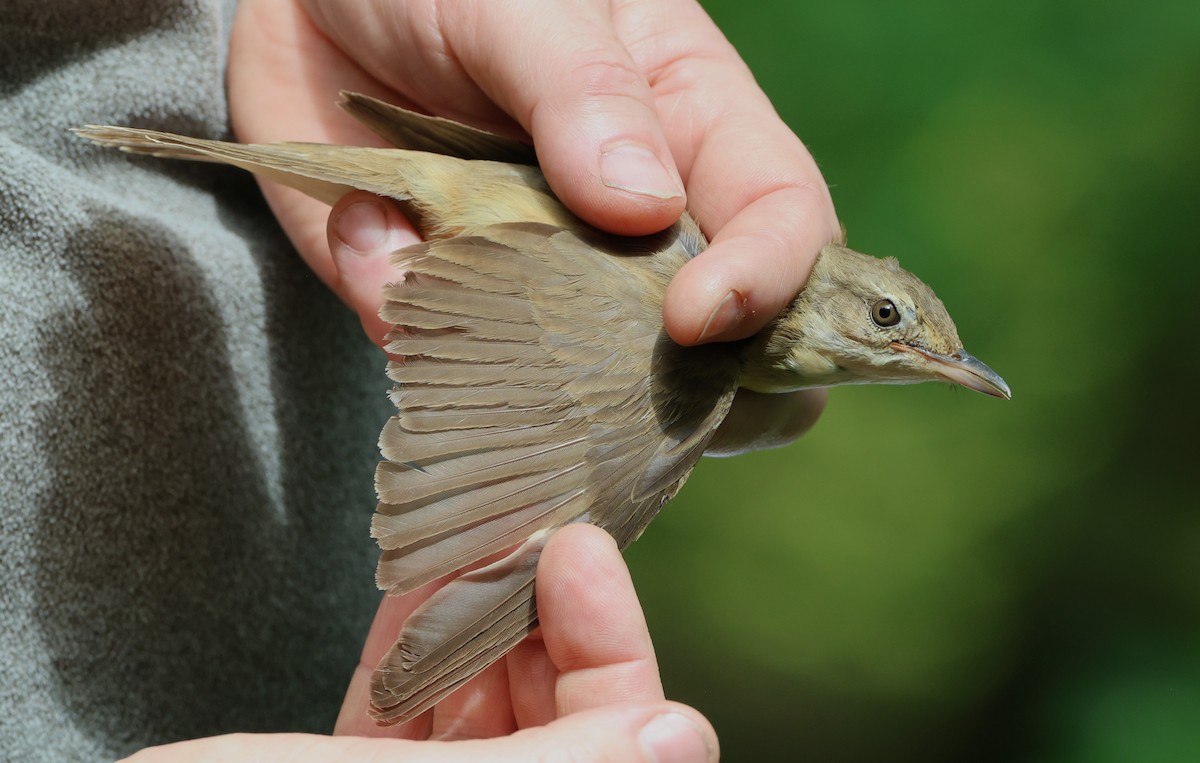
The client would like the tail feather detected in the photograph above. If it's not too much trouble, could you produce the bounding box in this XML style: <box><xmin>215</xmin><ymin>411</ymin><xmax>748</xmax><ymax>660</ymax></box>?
<box><xmin>73</xmin><ymin>125</ymin><xmax>435</xmax><ymax>205</ymax></box>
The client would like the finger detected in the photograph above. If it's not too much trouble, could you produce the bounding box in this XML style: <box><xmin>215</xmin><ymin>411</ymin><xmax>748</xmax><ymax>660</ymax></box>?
<box><xmin>336</xmin><ymin>586</ymin><xmax>441</xmax><ymax>740</ymax></box>
<box><xmin>228</xmin><ymin>0</ymin><xmax>401</xmax><ymax>290</ymax></box>
<box><xmin>425</xmin><ymin>660</ymin><xmax>517</xmax><ymax>741</ymax></box>
<box><xmin>663</xmin><ymin>121</ymin><xmax>841</xmax><ymax>344</ymax></box>
<box><xmin>604</xmin><ymin>3</ymin><xmax>842</xmax><ymax>344</ymax></box>
<box><xmin>123</xmin><ymin>702</ymin><xmax>716</xmax><ymax>762</ymax></box>
<box><xmin>326</xmin><ymin>191</ymin><xmax>420</xmax><ymax>346</ymax></box>
<box><xmin>504</xmin><ymin>633</ymin><xmax>558</xmax><ymax>729</ymax></box>
<box><xmin>533</xmin><ymin>525</ymin><xmax>665</xmax><ymax>717</ymax></box>
<box><xmin>656</xmin><ymin>90</ymin><xmax>841</xmax><ymax>345</ymax></box>
<box><xmin>438</xmin><ymin>1</ymin><xmax>686</xmax><ymax>235</ymax></box>
<box><xmin>705</xmin><ymin>388</ymin><xmax>828</xmax><ymax>457</ymax></box>
<box><xmin>337</xmin><ymin>547</ymin><xmax>537</xmax><ymax>739</ymax></box>
<box><xmin>298</xmin><ymin>0</ymin><xmax>687</xmax><ymax>232</ymax></box>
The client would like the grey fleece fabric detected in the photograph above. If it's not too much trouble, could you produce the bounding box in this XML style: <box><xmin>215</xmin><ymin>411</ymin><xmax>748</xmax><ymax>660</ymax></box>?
<box><xmin>1</xmin><ymin>1</ymin><xmax>392</xmax><ymax>759</ymax></box>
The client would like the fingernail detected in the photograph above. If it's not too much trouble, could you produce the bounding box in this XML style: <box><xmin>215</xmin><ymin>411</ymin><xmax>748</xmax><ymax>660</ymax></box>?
<box><xmin>600</xmin><ymin>141</ymin><xmax>683</xmax><ymax>200</ymax></box>
<box><xmin>639</xmin><ymin>713</ymin><xmax>714</xmax><ymax>763</ymax></box>
<box><xmin>334</xmin><ymin>199</ymin><xmax>389</xmax><ymax>254</ymax></box>
<box><xmin>697</xmin><ymin>289</ymin><xmax>745</xmax><ymax>342</ymax></box>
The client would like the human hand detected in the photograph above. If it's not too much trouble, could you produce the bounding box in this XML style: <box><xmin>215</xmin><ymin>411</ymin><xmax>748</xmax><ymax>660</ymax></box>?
<box><xmin>121</xmin><ymin>524</ymin><xmax>717</xmax><ymax>762</ymax></box>
<box><xmin>227</xmin><ymin>0</ymin><xmax>829</xmax><ymax>447</ymax></box>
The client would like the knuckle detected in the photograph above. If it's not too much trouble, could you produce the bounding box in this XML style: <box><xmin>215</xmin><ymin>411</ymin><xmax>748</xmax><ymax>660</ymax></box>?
<box><xmin>567</xmin><ymin>54</ymin><xmax>648</xmax><ymax>101</ymax></box>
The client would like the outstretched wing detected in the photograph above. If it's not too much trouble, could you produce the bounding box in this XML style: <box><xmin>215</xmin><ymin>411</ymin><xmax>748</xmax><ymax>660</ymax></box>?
<box><xmin>369</xmin><ymin>220</ymin><xmax>739</xmax><ymax>722</ymax></box>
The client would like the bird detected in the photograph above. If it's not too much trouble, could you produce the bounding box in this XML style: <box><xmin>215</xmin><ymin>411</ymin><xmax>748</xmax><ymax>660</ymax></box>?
<box><xmin>75</xmin><ymin>92</ymin><xmax>1010</xmax><ymax>724</ymax></box>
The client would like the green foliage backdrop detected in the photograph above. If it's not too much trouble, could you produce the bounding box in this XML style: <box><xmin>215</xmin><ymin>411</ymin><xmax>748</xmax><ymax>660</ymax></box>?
<box><xmin>625</xmin><ymin>2</ymin><xmax>1200</xmax><ymax>759</ymax></box>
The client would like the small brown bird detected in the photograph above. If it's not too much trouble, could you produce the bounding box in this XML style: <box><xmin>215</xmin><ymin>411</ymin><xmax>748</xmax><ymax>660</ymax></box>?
<box><xmin>75</xmin><ymin>93</ymin><xmax>1009</xmax><ymax>724</ymax></box>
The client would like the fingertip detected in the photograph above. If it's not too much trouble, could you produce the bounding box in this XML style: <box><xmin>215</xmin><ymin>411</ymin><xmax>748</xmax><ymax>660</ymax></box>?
<box><xmin>329</xmin><ymin>190</ymin><xmax>417</xmax><ymax>262</ymax></box>
<box><xmin>533</xmin><ymin>114</ymin><xmax>686</xmax><ymax>236</ymax></box>
<box><xmin>331</xmin><ymin>192</ymin><xmax>391</xmax><ymax>254</ymax></box>
<box><xmin>663</xmin><ymin>201</ymin><xmax>837</xmax><ymax>345</ymax></box>
<box><xmin>537</xmin><ymin>524</ymin><xmax>625</xmax><ymax>612</ymax></box>
<box><xmin>543</xmin><ymin>523</ymin><xmax>619</xmax><ymax>564</ymax></box>
<box><xmin>532</xmin><ymin>702</ymin><xmax>718</xmax><ymax>763</ymax></box>
<box><xmin>661</xmin><ymin>257</ymin><xmax>745</xmax><ymax>346</ymax></box>
<box><xmin>637</xmin><ymin>706</ymin><xmax>720</xmax><ymax>763</ymax></box>
<box><xmin>535</xmin><ymin>525</ymin><xmax>658</xmax><ymax>697</ymax></box>
<box><xmin>327</xmin><ymin>191</ymin><xmax>419</xmax><ymax>346</ymax></box>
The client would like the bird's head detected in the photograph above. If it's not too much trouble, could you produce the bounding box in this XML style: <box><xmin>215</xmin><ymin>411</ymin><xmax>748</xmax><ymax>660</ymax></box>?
<box><xmin>741</xmin><ymin>243</ymin><xmax>1010</xmax><ymax>399</ymax></box>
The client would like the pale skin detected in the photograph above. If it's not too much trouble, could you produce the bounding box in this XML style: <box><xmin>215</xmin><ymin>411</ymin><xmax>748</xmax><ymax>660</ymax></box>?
<box><xmin>124</xmin><ymin>525</ymin><xmax>717</xmax><ymax>762</ymax></box>
<box><xmin>122</xmin><ymin>0</ymin><xmax>838</xmax><ymax>758</ymax></box>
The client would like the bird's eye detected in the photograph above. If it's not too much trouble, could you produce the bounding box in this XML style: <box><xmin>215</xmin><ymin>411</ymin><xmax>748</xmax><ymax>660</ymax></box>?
<box><xmin>871</xmin><ymin>299</ymin><xmax>901</xmax><ymax>328</ymax></box>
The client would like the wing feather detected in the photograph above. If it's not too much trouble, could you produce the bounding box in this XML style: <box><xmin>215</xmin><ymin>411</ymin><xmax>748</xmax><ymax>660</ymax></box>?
<box><xmin>386</xmin><ymin>363</ymin><xmax>558</xmax><ymax>388</ymax></box>
<box><xmin>379</xmin><ymin>417</ymin><xmax>572</xmax><ymax>462</ymax></box>
<box><xmin>374</xmin><ymin>490</ymin><xmax>587</xmax><ymax>593</ymax></box>
<box><xmin>368</xmin><ymin>221</ymin><xmax>740</xmax><ymax>723</ymax></box>
<box><xmin>379</xmin><ymin>307</ymin><xmax>546</xmax><ymax>341</ymax></box>
<box><xmin>339</xmin><ymin>91</ymin><xmax>538</xmax><ymax>165</ymax></box>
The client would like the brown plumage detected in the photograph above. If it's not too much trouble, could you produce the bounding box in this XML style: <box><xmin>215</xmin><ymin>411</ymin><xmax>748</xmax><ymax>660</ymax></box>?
<box><xmin>74</xmin><ymin>92</ymin><xmax>1008</xmax><ymax>724</ymax></box>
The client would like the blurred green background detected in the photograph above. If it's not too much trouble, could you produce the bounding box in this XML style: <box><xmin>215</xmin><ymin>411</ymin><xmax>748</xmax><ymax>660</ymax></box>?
<box><xmin>625</xmin><ymin>1</ymin><xmax>1200</xmax><ymax>760</ymax></box>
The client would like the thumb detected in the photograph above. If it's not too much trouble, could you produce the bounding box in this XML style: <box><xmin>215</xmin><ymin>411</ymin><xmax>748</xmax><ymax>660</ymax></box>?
<box><xmin>438</xmin><ymin>1</ymin><xmax>686</xmax><ymax>235</ymax></box>
<box><xmin>120</xmin><ymin>703</ymin><xmax>717</xmax><ymax>762</ymax></box>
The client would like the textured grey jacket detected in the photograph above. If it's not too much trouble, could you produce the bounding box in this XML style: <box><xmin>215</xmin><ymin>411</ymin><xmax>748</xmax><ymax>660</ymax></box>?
<box><xmin>0</xmin><ymin>1</ymin><xmax>389</xmax><ymax>759</ymax></box>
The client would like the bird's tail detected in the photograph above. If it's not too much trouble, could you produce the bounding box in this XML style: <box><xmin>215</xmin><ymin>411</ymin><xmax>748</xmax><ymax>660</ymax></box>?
<box><xmin>71</xmin><ymin>125</ymin><xmax>425</xmax><ymax>207</ymax></box>
<box><xmin>73</xmin><ymin>107</ymin><xmax>565</xmax><ymax>237</ymax></box>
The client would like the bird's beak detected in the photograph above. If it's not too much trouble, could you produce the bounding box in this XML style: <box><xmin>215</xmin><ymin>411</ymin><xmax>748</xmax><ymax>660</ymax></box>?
<box><xmin>889</xmin><ymin>343</ymin><xmax>1011</xmax><ymax>400</ymax></box>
